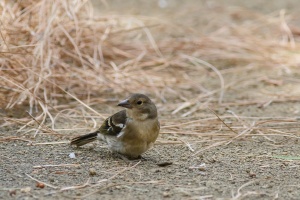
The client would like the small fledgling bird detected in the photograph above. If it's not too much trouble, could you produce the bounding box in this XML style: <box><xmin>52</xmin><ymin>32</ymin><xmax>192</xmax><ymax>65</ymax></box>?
<box><xmin>70</xmin><ymin>93</ymin><xmax>160</xmax><ymax>159</ymax></box>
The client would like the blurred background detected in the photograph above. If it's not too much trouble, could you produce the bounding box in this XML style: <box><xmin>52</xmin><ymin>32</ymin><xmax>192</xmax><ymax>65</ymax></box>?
<box><xmin>1</xmin><ymin>0</ymin><xmax>300</xmax><ymax>141</ymax></box>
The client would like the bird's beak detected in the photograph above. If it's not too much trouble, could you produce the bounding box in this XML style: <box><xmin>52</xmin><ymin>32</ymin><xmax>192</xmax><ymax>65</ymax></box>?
<box><xmin>117</xmin><ymin>99</ymin><xmax>132</xmax><ymax>109</ymax></box>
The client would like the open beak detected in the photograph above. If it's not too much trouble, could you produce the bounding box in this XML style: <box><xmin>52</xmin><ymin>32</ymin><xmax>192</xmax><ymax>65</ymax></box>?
<box><xmin>117</xmin><ymin>99</ymin><xmax>132</xmax><ymax>109</ymax></box>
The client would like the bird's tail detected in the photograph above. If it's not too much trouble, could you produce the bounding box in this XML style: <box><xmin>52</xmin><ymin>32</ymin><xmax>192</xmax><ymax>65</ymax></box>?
<box><xmin>70</xmin><ymin>131</ymin><xmax>99</xmax><ymax>146</ymax></box>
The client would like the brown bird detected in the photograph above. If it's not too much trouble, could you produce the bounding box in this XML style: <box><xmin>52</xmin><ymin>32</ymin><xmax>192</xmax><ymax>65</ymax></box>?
<box><xmin>70</xmin><ymin>93</ymin><xmax>160</xmax><ymax>159</ymax></box>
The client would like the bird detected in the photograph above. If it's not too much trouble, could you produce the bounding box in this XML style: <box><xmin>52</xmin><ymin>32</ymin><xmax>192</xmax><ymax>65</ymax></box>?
<box><xmin>70</xmin><ymin>93</ymin><xmax>160</xmax><ymax>160</ymax></box>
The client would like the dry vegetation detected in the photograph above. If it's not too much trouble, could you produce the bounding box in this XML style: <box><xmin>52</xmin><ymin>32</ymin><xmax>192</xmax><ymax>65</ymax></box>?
<box><xmin>1</xmin><ymin>0</ymin><xmax>300</xmax><ymax>149</ymax></box>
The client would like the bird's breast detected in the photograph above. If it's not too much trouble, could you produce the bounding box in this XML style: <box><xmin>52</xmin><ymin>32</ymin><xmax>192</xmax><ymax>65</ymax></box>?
<box><xmin>120</xmin><ymin>118</ymin><xmax>159</xmax><ymax>156</ymax></box>
<box><xmin>100</xmin><ymin>118</ymin><xmax>160</xmax><ymax>158</ymax></box>
<box><xmin>126</xmin><ymin>118</ymin><xmax>159</xmax><ymax>139</ymax></box>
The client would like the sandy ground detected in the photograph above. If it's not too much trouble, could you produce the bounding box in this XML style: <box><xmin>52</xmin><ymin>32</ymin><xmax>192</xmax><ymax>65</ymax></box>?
<box><xmin>1</xmin><ymin>104</ymin><xmax>300</xmax><ymax>200</ymax></box>
<box><xmin>1</xmin><ymin>0</ymin><xmax>300</xmax><ymax>199</ymax></box>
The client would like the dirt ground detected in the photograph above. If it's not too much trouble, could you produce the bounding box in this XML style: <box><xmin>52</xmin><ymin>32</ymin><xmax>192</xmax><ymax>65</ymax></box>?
<box><xmin>1</xmin><ymin>0</ymin><xmax>300</xmax><ymax>200</ymax></box>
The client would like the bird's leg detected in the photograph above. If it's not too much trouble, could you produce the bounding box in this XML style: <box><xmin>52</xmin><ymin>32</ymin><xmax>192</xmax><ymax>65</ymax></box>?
<box><xmin>136</xmin><ymin>155</ymin><xmax>147</xmax><ymax>161</ymax></box>
<box><xmin>115</xmin><ymin>153</ymin><xmax>146</xmax><ymax>161</ymax></box>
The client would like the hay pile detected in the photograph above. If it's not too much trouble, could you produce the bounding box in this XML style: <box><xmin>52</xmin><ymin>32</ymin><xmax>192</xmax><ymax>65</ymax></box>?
<box><xmin>0</xmin><ymin>1</ymin><xmax>165</xmax><ymax>123</ymax></box>
<box><xmin>1</xmin><ymin>0</ymin><xmax>299</xmax><ymax>141</ymax></box>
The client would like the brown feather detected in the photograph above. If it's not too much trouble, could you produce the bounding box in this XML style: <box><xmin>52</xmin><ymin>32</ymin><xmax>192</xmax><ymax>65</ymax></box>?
<box><xmin>70</xmin><ymin>131</ymin><xmax>98</xmax><ymax>146</ymax></box>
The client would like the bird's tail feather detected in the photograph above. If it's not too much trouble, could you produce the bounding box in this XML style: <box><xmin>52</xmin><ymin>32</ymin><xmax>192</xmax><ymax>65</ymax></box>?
<box><xmin>70</xmin><ymin>131</ymin><xmax>99</xmax><ymax>146</ymax></box>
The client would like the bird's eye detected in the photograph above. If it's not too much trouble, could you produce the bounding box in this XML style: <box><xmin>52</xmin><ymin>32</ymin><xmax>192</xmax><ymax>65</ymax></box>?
<box><xmin>137</xmin><ymin>100</ymin><xmax>143</xmax><ymax>105</ymax></box>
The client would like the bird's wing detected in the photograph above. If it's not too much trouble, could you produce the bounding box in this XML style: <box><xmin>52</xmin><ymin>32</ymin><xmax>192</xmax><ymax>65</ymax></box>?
<box><xmin>99</xmin><ymin>110</ymin><xmax>127</xmax><ymax>136</ymax></box>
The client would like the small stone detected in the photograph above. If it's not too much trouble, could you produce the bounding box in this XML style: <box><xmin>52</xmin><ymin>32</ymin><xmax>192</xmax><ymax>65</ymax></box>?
<box><xmin>69</xmin><ymin>152</ymin><xmax>76</xmax><ymax>158</ymax></box>
<box><xmin>20</xmin><ymin>187</ymin><xmax>31</xmax><ymax>193</ymax></box>
<box><xmin>198</xmin><ymin>166</ymin><xmax>206</xmax><ymax>171</ymax></box>
<box><xmin>36</xmin><ymin>182</ymin><xmax>45</xmax><ymax>188</ymax></box>
<box><xmin>89</xmin><ymin>168</ymin><xmax>97</xmax><ymax>176</ymax></box>
<box><xmin>150</xmin><ymin>168</ymin><xmax>161</xmax><ymax>173</ymax></box>
<box><xmin>163</xmin><ymin>192</ymin><xmax>170</xmax><ymax>197</ymax></box>
<box><xmin>9</xmin><ymin>190</ymin><xmax>16</xmax><ymax>196</ymax></box>
<box><xmin>248</xmin><ymin>171</ymin><xmax>256</xmax><ymax>178</ymax></box>
<box><xmin>157</xmin><ymin>162</ymin><xmax>173</xmax><ymax>167</ymax></box>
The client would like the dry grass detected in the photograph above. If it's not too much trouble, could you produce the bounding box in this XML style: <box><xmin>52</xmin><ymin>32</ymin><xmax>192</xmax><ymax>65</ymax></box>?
<box><xmin>1</xmin><ymin>0</ymin><xmax>300</xmax><ymax>146</ymax></box>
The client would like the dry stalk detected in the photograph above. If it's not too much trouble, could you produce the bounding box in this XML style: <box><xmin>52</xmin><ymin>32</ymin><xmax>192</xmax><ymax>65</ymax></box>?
<box><xmin>0</xmin><ymin>0</ymin><xmax>299</xmax><ymax>149</ymax></box>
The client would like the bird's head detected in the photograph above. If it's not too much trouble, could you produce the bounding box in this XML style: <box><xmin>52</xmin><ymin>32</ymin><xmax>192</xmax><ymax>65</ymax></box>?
<box><xmin>118</xmin><ymin>93</ymin><xmax>157</xmax><ymax>121</ymax></box>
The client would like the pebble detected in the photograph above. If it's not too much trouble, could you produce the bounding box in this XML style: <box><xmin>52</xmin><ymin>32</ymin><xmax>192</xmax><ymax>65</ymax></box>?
<box><xmin>89</xmin><ymin>168</ymin><xmax>97</xmax><ymax>176</ymax></box>
<box><xmin>150</xmin><ymin>168</ymin><xmax>161</xmax><ymax>173</ymax></box>
<box><xmin>20</xmin><ymin>187</ymin><xmax>31</xmax><ymax>193</ymax></box>
<box><xmin>163</xmin><ymin>192</ymin><xmax>170</xmax><ymax>197</ymax></box>
<box><xmin>36</xmin><ymin>182</ymin><xmax>45</xmax><ymax>188</ymax></box>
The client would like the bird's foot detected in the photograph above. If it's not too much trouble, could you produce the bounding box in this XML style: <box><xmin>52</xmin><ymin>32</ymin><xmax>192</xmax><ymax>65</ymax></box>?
<box><xmin>115</xmin><ymin>153</ymin><xmax>145</xmax><ymax>161</ymax></box>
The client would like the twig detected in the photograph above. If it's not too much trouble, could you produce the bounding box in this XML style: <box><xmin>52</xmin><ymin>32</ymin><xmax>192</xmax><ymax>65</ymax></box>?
<box><xmin>25</xmin><ymin>174</ymin><xmax>58</xmax><ymax>189</ymax></box>
<box><xmin>207</xmin><ymin>107</ymin><xmax>238</xmax><ymax>134</ymax></box>
<box><xmin>0</xmin><ymin>137</ymin><xmax>33</xmax><ymax>143</ymax></box>
<box><xmin>29</xmin><ymin>141</ymin><xmax>70</xmax><ymax>145</ymax></box>
<box><xmin>33</xmin><ymin>164</ymin><xmax>80</xmax><ymax>168</ymax></box>
<box><xmin>60</xmin><ymin>178</ymin><xmax>91</xmax><ymax>191</ymax></box>
<box><xmin>178</xmin><ymin>139</ymin><xmax>195</xmax><ymax>152</ymax></box>
<box><xmin>26</xmin><ymin>111</ymin><xmax>60</xmax><ymax>136</ymax></box>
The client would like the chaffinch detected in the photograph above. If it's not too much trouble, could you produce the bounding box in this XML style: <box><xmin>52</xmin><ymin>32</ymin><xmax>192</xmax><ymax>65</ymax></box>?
<box><xmin>70</xmin><ymin>93</ymin><xmax>160</xmax><ymax>159</ymax></box>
